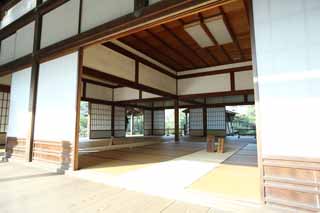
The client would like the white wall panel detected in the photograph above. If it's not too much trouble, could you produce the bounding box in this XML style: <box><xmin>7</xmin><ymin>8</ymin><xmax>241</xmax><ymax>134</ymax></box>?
<box><xmin>15</xmin><ymin>21</ymin><xmax>35</xmax><ymax>58</ymax></box>
<box><xmin>7</xmin><ymin>68</ymin><xmax>32</xmax><ymax>138</ymax></box>
<box><xmin>0</xmin><ymin>34</ymin><xmax>16</xmax><ymax>65</ymax></box>
<box><xmin>83</xmin><ymin>45</ymin><xmax>135</xmax><ymax>81</ymax></box>
<box><xmin>114</xmin><ymin>87</ymin><xmax>139</xmax><ymax>101</ymax></box>
<box><xmin>253</xmin><ymin>0</ymin><xmax>320</xmax><ymax>158</ymax></box>
<box><xmin>85</xmin><ymin>83</ymin><xmax>113</xmax><ymax>101</ymax></box>
<box><xmin>81</xmin><ymin>0</ymin><xmax>134</xmax><ymax>32</ymax></box>
<box><xmin>41</xmin><ymin>0</ymin><xmax>80</xmax><ymax>48</ymax></box>
<box><xmin>139</xmin><ymin>63</ymin><xmax>176</xmax><ymax>95</ymax></box>
<box><xmin>34</xmin><ymin>53</ymin><xmax>78</xmax><ymax>142</ymax></box>
<box><xmin>149</xmin><ymin>0</ymin><xmax>162</xmax><ymax>5</ymax></box>
<box><xmin>178</xmin><ymin>74</ymin><xmax>230</xmax><ymax>95</ymax></box>
<box><xmin>142</xmin><ymin>92</ymin><xmax>161</xmax><ymax>99</ymax></box>
<box><xmin>235</xmin><ymin>71</ymin><xmax>254</xmax><ymax>90</ymax></box>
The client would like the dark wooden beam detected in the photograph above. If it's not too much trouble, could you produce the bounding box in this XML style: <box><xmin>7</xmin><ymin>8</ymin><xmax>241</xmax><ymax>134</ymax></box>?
<box><xmin>230</xmin><ymin>71</ymin><xmax>235</xmax><ymax>91</ymax></box>
<box><xmin>203</xmin><ymin>98</ymin><xmax>207</xmax><ymax>137</ymax></box>
<box><xmin>83</xmin><ymin>66</ymin><xmax>177</xmax><ymax>99</ymax></box>
<box><xmin>198</xmin><ymin>12</ymin><xmax>233</xmax><ymax>63</ymax></box>
<box><xmin>104</xmin><ymin>42</ymin><xmax>176</xmax><ymax>78</ymax></box>
<box><xmin>179</xmin><ymin>89</ymin><xmax>254</xmax><ymax>100</ymax></box>
<box><xmin>177</xmin><ymin>65</ymin><xmax>252</xmax><ymax>79</ymax></box>
<box><xmin>82</xmin><ymin>78</ymin><xmax>118</xmax><ymax>89</ymax></box>
<box><xmin>132</xmin><ymin>34</ymin><xmax>185</xmax><ymax>71</ymax></box>
<box><xmin>0</xmin><ymin>0</ymin><xmax>70</xmax><ymax>42</ymax></box>
<box><xmin>218</xmin><ymin>6</ymin><xmax>245</xmax><ymax>61</ymax></box>
<box><xmin>26</xmin><ymin>0</ymin><xmax>43</xmax><ymax>162</ymax></box>
<box><xmin>0</xmin><ymin>54</ymin><xmax>32</xmax><ymax>77</ymax></box>
<box><xmin>0</xmin><ymin>84</ymin><xmax>10</xmax><ymax>92</ymax></box>
<box><xmin>36</xmin><ymin>0</ymin><xmax>234</xmax><ymax>69</ymax></box>
<box><xmin>174</xmin><ymin>99</ymin><xmax>179</xmax><ymax>142</ymax></box>
<box><xmin>146</xmin><ymin>28</ymin><xmax>196</xmax><ymax>69</ymax></box>
<box><xmin>111</xmin><ymin>104</ymin><xmax>115</xmax><ymax>137</ymax></box>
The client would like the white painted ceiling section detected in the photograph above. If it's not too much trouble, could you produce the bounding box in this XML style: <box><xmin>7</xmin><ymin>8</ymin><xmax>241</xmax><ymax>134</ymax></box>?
<box><xmin>177</xmin><ymin>61</ymin><xmax>252</xmax><ymax>76</ymax></box>
<box><xmin>113</xmin><ymin>40</ymin><xmax>176</xmax><ymax>75</ymax></box>
<box><xmin>184</xmin><ymin>22</ymin><xmax>214</xmax><ymax>48</ymax></box>
<box><xmin>204</xmin><ymin>16</ymin><xmax>233</xmax><ymax>45</ymax></box>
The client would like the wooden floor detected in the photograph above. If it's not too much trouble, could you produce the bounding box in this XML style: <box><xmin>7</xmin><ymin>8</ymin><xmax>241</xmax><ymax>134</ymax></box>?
<box><xmin>0</xmin><ymin>162</ymin><xmax>280</xmax><ymax>213</ymax></box>
<box><xmin>79</xmin><ymin>140</ymin><xmax>206</xmax><ymax>174</ymax></box>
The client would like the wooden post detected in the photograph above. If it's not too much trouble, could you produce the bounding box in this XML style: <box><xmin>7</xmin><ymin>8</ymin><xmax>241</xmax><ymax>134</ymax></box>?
<box><xmin>151</xmin><ymin>106</ymin><xmax>154</xmax><ymax>135</ymax></box>
<box><xmin>203</xmin><ymin>98</ymin><xmax>207</xmax><ymax>138</ymax></box>
<box><xmin>174</xmin><ymin>99</ymin><xmax>179</xmax><ymax>142</ymax></box>
<box><xmin>111</xmin><ymin>104</ymin><xmax>115</xmax><ymax>137</ymax></box>
<box><xmin>26</xmin><ymin>0</ymin><xmax>42</xmax><ymax>162</ymax></box>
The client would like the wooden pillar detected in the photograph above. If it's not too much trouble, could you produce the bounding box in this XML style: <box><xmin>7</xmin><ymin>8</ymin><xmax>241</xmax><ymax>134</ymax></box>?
<box><xmin>174</xmin><ymin>99</ymin><xmax>179</xmax><ymax>142</ymax></box>
<box><xmin>26</xmin><ymin>0</ymin><xmax>42</xmax><ymax>162</ymax></box>
<box><xmin>151</xmin><ymin>105</ymin><xmax>154</xmax><ymax>136</ymax></box>
<box><xmin>111</xmin><ymin>104</ymin><xmax>115</xmax><ymax>137</ymax></box>
<box><xmin>203</xmin><ymin>98</ymin><xmax>207</xmax><ymax>138</ymax></box>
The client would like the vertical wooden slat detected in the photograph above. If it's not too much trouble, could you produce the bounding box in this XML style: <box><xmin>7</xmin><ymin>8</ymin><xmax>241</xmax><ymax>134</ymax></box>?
<box><xmin>203</xmin><ymin>98</ymin><xmax>207</xmax><ymax>138</ymax></box>
<box><xmin>174</xmin><ymin>99</ymin><xmax>179</xmax><ymax>142</ymax></box>
<box><xmin>26</xmin><ymin>0</ymin><xmax>43</xmax><ymax>162</ymax></box>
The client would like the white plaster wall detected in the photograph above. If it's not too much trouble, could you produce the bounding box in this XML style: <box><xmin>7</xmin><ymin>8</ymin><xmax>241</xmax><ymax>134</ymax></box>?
<box><xmin>15</xmin><ymin>21</ymin><xmax>35</xmax><ymax>58</ymax></box>
<box><xmin>139</xmin><ymin>63</ymin><xmax>176</xmax><ymax>95</ymax></box>
<box><xmin>149</xmin><ymin>0</ymin><xmax>162</xmax><ymax>5</ymax></box>
<box><xmin>253</xmin><ymin>0</ymin><xmax>320</xmax><ymax>158</ymax></box>
<box><xmin>113</xmin><ymin>40</ymin><xmax>176</xmax><ymax>75</ymax></box>
<box><xmin>34</xmin><ymin>53</ymin><xmax>78</xmax><ymax>142</ymax></box>
<box><xmin>0</xmin><ymin>34</ymin><xmax>16</xmax><ymax>65</ymax></box>
<box><xmin>142</xmin><ymin>92</ymin><xmax>161</xmax><ymax>99</ymax></box>
<box><xmin>235</xmin><ymin>71</ymin><xmax>254</xmax><ymax>90</ymax></box>
<box><xmin>81</xmin><ymin>0</ymin><xmax>134</xmax><ymax>32</ymax></box>
<box><xmin>114</xmin><ymin>87</ymin><xmax>139</xmax><ymax>101</ymax></box>
<box><xmin>41</xmin><ymin>0</ymin><xmax>80</xmax><ymax>48</ymax></box>
<box><xmin>178</xmin><ymin>74</ymin><xmax>231</xmax><ymax>95</ymax></box>
<box><xmin>7</xmin><ymin>68</ymin><xmax>32</xmax><ymax>138</ymax></box>
<box><xmin>0</xmin><ymin>75</ymin><xmax>12</xmax><ymax>85</ymax></box>
<box><xmin>83</xmin><ymin>45</ymin><xmax>135</xmax><ymax>81</ymax></box>
<box><xmin>85</xmin><ymin>83</ymin><xmax>113</xmax><ymax>101</ymax></box>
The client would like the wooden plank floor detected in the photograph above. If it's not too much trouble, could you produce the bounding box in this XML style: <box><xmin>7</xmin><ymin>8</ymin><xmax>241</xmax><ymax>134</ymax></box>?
<box><xmin>0</xmin><ymin>162</ymin><xmax>214</xmax><ymax>213</ymax></box>
<box><xmin>79</xmin><ymin>141</ymin><xmax>206</xmax><ymax>174</ymax></box>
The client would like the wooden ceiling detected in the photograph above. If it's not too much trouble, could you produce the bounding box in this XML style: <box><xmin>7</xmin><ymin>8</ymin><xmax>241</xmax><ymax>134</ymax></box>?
<box><xmin>118</xmin><ymin>0</ymin><xmax>251</xmax><ymax>72</ymax></box>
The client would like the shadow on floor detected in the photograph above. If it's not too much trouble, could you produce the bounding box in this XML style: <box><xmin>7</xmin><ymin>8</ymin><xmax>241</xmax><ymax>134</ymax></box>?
<box><xmin>0</xmin><ymin>172</ymin><xmax>61</xmax><ymax>183</ymax></box>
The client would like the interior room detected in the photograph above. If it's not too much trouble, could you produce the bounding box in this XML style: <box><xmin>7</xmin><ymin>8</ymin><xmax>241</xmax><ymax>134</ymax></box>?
<box><xmin>75</xmin><ymin>0</ymin><xmax>259</xmax><ymax>202</ymax></box>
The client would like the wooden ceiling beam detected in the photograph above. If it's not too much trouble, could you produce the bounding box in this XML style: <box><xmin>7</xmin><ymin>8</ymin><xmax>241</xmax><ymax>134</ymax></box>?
<box><xmin>218</xmin><ymin>6</ymin><xmax>245</xmax><ymax>61</ymax></box>
<box><xmin>161</xmin><ymin>23</ymin><xmax>210</xmax><ymax>67</ymax></box>
<box><xmin>131</xmin><ymin>34</ymin><xmax>184</xmax><ymax>71</ymax></box>
<box><xmin>198</xmin><ymin>12</ymin><xmax>233</xmax><ymax>63</ymax></box>
<box><xmin>145</xmin><ymin>29</ymin><xmax>192</xmax><ymax>70</ymax></box>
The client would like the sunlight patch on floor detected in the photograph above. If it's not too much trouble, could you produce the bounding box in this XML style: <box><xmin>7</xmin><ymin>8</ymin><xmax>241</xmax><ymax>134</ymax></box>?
<box><xmin>189</xmin><ymin>164</ymin><xmax>261</xmax><ymax>202</ymax></box>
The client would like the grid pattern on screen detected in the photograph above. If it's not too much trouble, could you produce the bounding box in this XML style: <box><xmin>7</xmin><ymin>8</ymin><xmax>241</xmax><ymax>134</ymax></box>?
<box><xmin>190</xmin><ymin>108</ymin><xmax>203</xmax><ymax>130</ymax></box>
<box><xmin>90</xmin><ymin>103</ymin><xmax>112</xmax><ymax>131</ymax></box>
<box><xmin>0</xmin><ymin>92</ymin><xmax>10</xmax><ymax>133</ymax></box>
<box><xmin>207</xmin><ymin>107</ymin><xmax>226</xmax><ymax>130</ymax></box>
<box><xmin>114</xmin><ymin>107</ymin><xmax>125</xmax><ymax>130</ymax></box>
<box><xmin>144</xmin><ymin>110</ymin><xmax>152</xmax><ymax>129</ymax></box>
<box><xmin>153</xmin><ymin>110</ymin><xmax>165</xmax><ymax>129</ymax></box>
